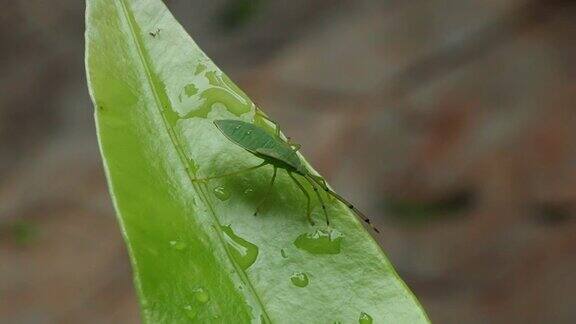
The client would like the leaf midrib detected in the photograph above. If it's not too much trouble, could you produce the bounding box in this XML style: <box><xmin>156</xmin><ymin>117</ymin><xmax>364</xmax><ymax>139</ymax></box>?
<box><xmin>116</xmin><ymin>0</ymin><xmax>271</xmax><ymax>321</ymax></box>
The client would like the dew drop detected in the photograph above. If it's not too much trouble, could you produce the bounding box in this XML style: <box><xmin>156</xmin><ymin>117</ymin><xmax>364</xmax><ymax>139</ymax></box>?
<box><xmin>178</xmin><ymin>84</ymin><xmax>199</xmax><ymax>103</ymax></box>
<box><xmin>246</xmin><ymin>130</ymin><xmax>253</xmax><ymax>135</ymax></box>
<box><xmin>359</xmin><ymin>312</ymin><xmax>373</xmax><ymax>324</ymax></box>
<box><xmin>193</xmin><ymin>288</ymin><xmax>210</xmax><ymax>304</ymax></box>
<box><xmin>280</xmin><ymin>249</ymin><xmax>287</xmax><ymax>258</ymax></box>
<box><xmin>195</xmin><ymin>64</ymin><xmax>207</xmax><ymax>75</ymax></box>
<box><xmin>235</xmin><ymin>125</ymin><xmax>242</xmax><ymax>131</ymax></box>
<box><xmin>211</xmin><ymin>102</ymin><xmax>227</xmax><ymax>112</ymax></box>
<box><xmin>169</xmin><ymin>240</ymin><xmax>187</xmax><ymax>251</ymax></box>
<box><xmin>213</xmin><ymin>186</ymin><xmax>230</xmax><ymax>201</ymax></box>
<box><xmin>244</xmin><ymin>188</ymin><xmax>254</xmax><ymax>195</ymax></box>
<box><xmin>183</xmin><ymin>305</ymin><xmax>197</xmax><ymax>320</ymax></box>
<box><xmin>294</xmin><ymin>228</ymin><xmax>343</xmax><ymax>255</ymax></box>
<box><xmin>184</xmin><ymin>83</ymin><xmax>198</xmax><ymax>97</ymax></box>
<box><xmin>221</xmin><ymin>225</ymin><xmax>259</xmax><ymax>270</ymax></box>
<box><xmin>290</xmin><ymin>272</ymin><xmax>309</xmax><ymax>287</ymax></box>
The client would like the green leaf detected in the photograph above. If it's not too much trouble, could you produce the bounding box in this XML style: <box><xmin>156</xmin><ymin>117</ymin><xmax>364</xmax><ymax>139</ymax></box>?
<box><xmin>85</xmin><ymin>0</ymin><xmax>429</xmax><ymax>323</ymax></box>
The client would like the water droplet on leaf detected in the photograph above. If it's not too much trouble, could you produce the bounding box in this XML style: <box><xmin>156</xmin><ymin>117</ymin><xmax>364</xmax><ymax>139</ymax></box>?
<box><xmin>183</xmin><ymin>305</ymin><xmax>197</xmax><ymax>319</ymax></box>
<box><xmin>280</xmin><ymin>249</ymin><xmax>287</xmax><ymax>258</ymax></box>
<box><xmin>221</xmin><ymin>225</ymin><xmax>259</xmax><ymax>270</ymax></box>
<box><xmin>244</xmin><ymin>188</ymin><xmax>254</xmax><ymax>195</ymax></box>
<box><xmin>290</xmin><ymin>272</ymin><xmax>309</xmax><ymax>287</ymax></box>
<box><xmin>211</xmin><ymin>102</ymin><xmax>228</xmax><ymax>112</ymax></box>
<box><xmin>193</xmin><ymin>288</ymin><xmax>210</xmax><ymax>304</ymax></box>
<box><xmin>294</xmin><ymin>228</ymin><xmax>343</xmax><ymax>255</ymax></box>
<box><xmin>184</xmin><ymin>84</ymin><xmax>198</xmax><ymax>97</ymax></box>
<box><xmin>213</xmin><ymin>186</ymin><xmax>230</xmax><ymax>201</ymax></box>
<box><xmin>178</xmin><ymin>83</ymin><xmax>198</xmax><ymax>103</ymax></box>
<box><xmin>359</xmin><ymin>312</ymin><xmax>373</xmax><ymax>324</ymax></box>
<box><xmin>194</xmin><ymin>64</ymin><xmax>207</xmax><ymax>75</ymax></box>
<box><xmin>169</xmin><ymin>240</ymin><xmax>187</xmax><ymax>251</ymax></box>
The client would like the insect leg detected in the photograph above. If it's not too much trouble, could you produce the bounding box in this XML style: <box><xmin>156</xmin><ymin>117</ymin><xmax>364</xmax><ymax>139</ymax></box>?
<box><xmin>254</xmin><ymin>167</ymin><xmax>278</xmax><ymax>216</ymax></box>
<box><xmin>191</xmin><ymin>161</ymin><xmax>268</xmax><ymax>182</ymax></box>
<box><xmin>288</xmin><ymin>171</ymin><xmax>313</xmax><ymax>225</ymax></box>
<box><xmin>287</xmin><ymin>138</ymin><xmax>302</xmax><ymax>151</ymax></box>
<box><xmin>309</xmin><ymin>174</ymin><xmax>328</xmax><ymax>188</ymax></box>
<box><xmin>305</xmin><ymin>176</ymin><xmax>330</xmax><ymax>226</ymax></box>
<box><xmin>255</xmin><ymin>110</ymin><xmax>300</xmax><ymax>150</ymax></box>
<box><xmin>255</xmin><ymin>110</ymin><xmax>280</xmax><ymax>137</ymax></box>
<box><xmin>308</xmin><ymin>174</ymin><xmax>380</xmax><ymax>233</ymax></box>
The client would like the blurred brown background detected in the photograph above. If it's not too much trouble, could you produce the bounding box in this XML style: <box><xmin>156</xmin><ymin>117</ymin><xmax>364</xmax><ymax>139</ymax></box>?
<box><xmin>1</xmin><ymin>0</ymin><xmax>575</xmax><ymax>323</ymax></box>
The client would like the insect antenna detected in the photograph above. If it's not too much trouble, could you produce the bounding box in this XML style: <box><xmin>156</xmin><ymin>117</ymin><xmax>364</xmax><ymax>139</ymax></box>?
<box><xmin>307</xmin><ymin>175</ymin><xmax>380</xmax><ymax>234</ymax></box>
<box><xmin>288</xmin><ymin>172</ymin><xmax>314</xmax><ymax>225</ymax></box>
<box><xmin>190</xmin><ymin>162</ymin><xmax>267</xmax><ymax>182</ymax></box>
<box><xmin>308</xmin><ymin>179</ymin><xmax>330</xmax><ymax>226</ymax></box>
<box><xmin>253</xmin><ymin>167</ymin><xmax>277</xmax><ymax>216</ymax></box>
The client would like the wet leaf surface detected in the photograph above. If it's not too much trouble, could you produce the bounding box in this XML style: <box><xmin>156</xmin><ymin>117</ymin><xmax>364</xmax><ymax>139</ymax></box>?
<box><xmin>85</xmin><ymin>0</ymin><xmax>428</xmax><ymax>322</ymax></box>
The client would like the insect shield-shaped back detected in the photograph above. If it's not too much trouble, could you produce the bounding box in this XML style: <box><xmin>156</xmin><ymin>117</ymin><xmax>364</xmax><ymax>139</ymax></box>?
<box><xmin>214</xmin><ymin>119</ymin><xmax>256</xmax><ymax>148</ymax></box>
<box><xmin>213</xmin><ymin>119</ymin><xmax>274</xmax><ymax>153</ymax></box>
<box><xmin>213</xmin><ymin>119</ymin><xmax>245</xmax><ymax>140</ymax></box>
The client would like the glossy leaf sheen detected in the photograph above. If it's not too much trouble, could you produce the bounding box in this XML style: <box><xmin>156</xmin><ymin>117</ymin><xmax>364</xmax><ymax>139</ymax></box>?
<box><xmin>85</xmin><ymin>0</ymin><xmax>429</xmax><ymax>322</ymax></box>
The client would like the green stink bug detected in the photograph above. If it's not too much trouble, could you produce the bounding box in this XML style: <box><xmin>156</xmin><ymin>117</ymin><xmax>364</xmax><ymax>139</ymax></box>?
<box><xmin>192</xmin><ymin>112</ymin><xmax>379</xmax><ymax>233</ymax></box>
